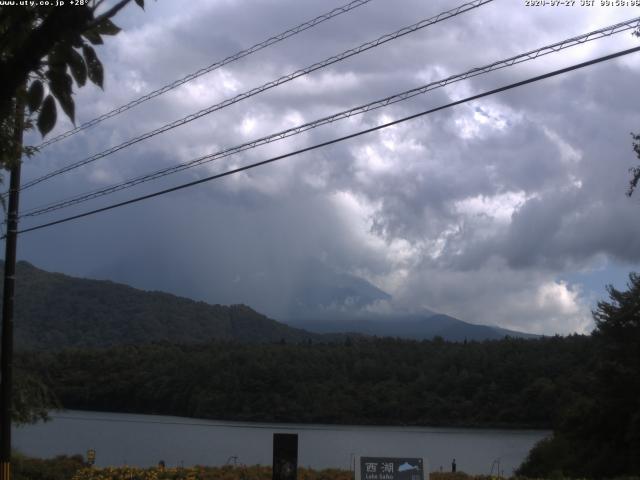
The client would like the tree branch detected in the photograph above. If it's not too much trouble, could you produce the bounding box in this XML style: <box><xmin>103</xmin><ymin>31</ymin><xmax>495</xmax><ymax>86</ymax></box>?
<box><xmin>85</xmin><ymin>0</ymin><xmax>133</xmax><ymax>30</ymax></box>
<box><xmin>92</xmin><ymin>0</ymin><xmax>107</xmax><ymax>10</ymax></box>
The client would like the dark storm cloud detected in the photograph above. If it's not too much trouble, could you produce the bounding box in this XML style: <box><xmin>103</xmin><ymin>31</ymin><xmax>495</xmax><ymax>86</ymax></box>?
<box><xmin>14</xmin><ymin>0</ymin><xmax>640</xmax><ymax>334</ymax></box>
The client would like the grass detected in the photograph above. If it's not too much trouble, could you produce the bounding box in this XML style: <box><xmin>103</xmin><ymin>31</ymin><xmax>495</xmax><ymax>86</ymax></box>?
<box><xmin>11</xmin><ymin>454</ymin><xmax>640</xmax><ymax>480</ymax></box>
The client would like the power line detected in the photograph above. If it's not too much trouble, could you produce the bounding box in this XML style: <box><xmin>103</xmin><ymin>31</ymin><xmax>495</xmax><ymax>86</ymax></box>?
<box><xmin>13</xmin><ymin>45</ymin><xmax>640</xmax><ymax>237</ymax></box>
<box><xmin>19</xmin><ymin>16</ymin><xmax>640</xmax><ymax>219</ymax></box>
<box><xmin>17</xmin><ymin>0</ymin><xmax>494</xmax><ymax>193</ymax></box>
<box><xmin>34</xmin><ymin>0</ymin><xmax>376</xmax><ymax>150</ymax></box>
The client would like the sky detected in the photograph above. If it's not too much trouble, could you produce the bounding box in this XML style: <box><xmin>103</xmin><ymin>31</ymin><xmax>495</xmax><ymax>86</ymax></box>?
<box><xmin>11</xmin><ymin>0</ymin><xmax>640</xmax><ymax>335</ymax></box>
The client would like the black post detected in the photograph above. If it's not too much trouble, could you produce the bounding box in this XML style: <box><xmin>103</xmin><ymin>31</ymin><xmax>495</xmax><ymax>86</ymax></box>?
<box><xmin>272</xmin><ymin>433</ymin><xmax>298</xmax><ymax>480</ymax></box>
<box><xmin>0</xmin><ymin>93</ymin><xmax>25</xmax><ymax>480</ymax></box>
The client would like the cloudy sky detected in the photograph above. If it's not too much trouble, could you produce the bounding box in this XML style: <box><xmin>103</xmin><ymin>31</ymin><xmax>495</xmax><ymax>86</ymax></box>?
<box><xmin>12</xmin><ymin>0</ymin><xmax>640</xmax><ymax>334</ymax></box>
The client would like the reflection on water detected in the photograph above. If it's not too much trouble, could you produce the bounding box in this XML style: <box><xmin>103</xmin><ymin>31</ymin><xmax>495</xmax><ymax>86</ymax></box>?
<box><xmin>14</xmin><ymin>410</ymin><xmax>549</xmax><ymax>476</ymax></box>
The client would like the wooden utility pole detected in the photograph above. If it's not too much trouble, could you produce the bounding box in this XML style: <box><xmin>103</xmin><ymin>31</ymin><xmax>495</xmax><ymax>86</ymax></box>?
<box><xmin>0</xmin><ymin>92</ymin><xmax>25</xmax><ymax>480</ymax></box>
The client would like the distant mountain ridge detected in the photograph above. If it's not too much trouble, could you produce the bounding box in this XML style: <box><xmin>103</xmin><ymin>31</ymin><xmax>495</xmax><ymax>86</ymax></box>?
<box><xmin>1</xmin><ymin>260</ymin><xmax>536</xmax><ymax>350</ymax></box>
<box><xmin>275</xmin><ymin>259</ymin><xmax>537</xmax><ymax>340</ymax></box>
<box><xmin>286</xmin><ymin>313</ymin><xmax>538</xmax><ymax>342</ymax></box>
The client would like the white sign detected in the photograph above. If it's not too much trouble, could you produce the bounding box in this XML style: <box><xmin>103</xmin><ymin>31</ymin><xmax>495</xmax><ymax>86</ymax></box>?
<box><xmin>355</xmin><ymin>456</ymin><xmax>429</xmax><ymax>480</ymax></box>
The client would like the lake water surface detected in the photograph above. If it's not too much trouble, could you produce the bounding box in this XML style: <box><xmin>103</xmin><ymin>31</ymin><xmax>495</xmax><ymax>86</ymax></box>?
<box><xmin>14</xmin><ymin>410</ymin><xmax>549</xmax><ymax>476</ymax></box>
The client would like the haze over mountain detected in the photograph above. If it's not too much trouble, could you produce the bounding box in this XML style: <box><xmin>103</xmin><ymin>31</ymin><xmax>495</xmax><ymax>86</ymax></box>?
<box><xmin>278</xmin><ymin>258</ymin><xmax>392</xmax><ymax>319</ymax></box>
<box><xmin>2</xmin><ymin>260</ymin><xmax>535</xmax><ymax>349</ymax></box>
<box><xmin>270</xmin><ymin>259</ymin><xmax>538</xmax><ymax>340</ymax></box>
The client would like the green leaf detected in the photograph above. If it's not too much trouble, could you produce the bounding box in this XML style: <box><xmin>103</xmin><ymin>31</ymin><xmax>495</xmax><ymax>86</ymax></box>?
<box><xmin>70</xmin><ymin>34</ymin><xmax>83</xmax><ymax>49</ymax></box>
<box><xmin>55</xmin><ymin>91</ymin><xmax>75</xmax><ymax>125</ymax></box>
<box><xmin>46</xmin><ymin>70</ymin><xmax>75</xmax><ymax>123</ymax></box>
<box><xmin>48</xmin><ymin>45</ymin><xmax>68</xmax><ymax>72</ymax></box>
<box><xmin>46</xmin><ymin>68</ymin><xmax>72</xmax><ymax>90</ymax></box>
<box><xmin>135</xmin><ymin>0</ymin><xmax>144</xmax><ymax>9</ymax></box>
<box><xmin>82</xmin><ymin>45</ymin><xmax>103</xmax><ymax>89</ymax></box>
<box><xmin>68</xmin><ymin>48</ymin><xmax>87</xmax><ymax>87</ymax></box>
<box><xmin>59</xmin><ymin>93</ymin><xmax>75</xmax><ymax>124</ymax></box>
<box><xmin>37</xmin><ymin>95</ymin><xmax>57</xmax><ymax>137</ymax></box>
<box><xmin>27</xmin><ymin>80</ymin><xmax>44</xmax><ymax>113</ymax></box>
<box><xmin>93</xmin><ymin>19</ymin><xmax>121</xmax><ymax>36</ymax></box>
<box><xmin>83</xmin><ymin>29</ymin><xmax>103</xmax><ymax>45</ymax></box>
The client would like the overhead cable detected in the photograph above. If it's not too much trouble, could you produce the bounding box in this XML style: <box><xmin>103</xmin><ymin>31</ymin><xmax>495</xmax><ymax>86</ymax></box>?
<box><xmin>17</xmin><ymin>0</ymin><xmax>494</xmax><ymax>193</ymax></box>
<box><xmin>13</xmin><ymin>45</ymin><xmax>640</xmax><ymax>237</ymax></box>
<box><xmin>20</xmin><ymin>16</ymin><xmax>640</xmax><ymax>219</ymax></box>
<box><xmin>35</xmin><ymin>0</ymin><xmax>376</xmax><ymax>149</ymax></box>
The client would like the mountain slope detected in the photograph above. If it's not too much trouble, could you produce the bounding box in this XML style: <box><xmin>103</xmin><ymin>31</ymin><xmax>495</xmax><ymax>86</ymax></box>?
<box><xmin>287</xmin><ymin>313</ymin><xmax>538</xmax><ymax>341</ymax></box>
<box><xmin>2</xmin><ymin>260</ymin><xmax>536</xmax><ymax>349</ymax></box>
<box><xmin>1</xmin><ymin>261</ymin><xmax>327</xmax><ymax>350</ymax></box>
<box><xmin>282</xmin><ymin>258</ymin><xmax>392</xmax><ymax>319</ymax></box>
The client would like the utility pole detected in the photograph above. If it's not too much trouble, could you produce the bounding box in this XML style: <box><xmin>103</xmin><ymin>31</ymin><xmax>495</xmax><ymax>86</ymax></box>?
<box><xmin>0</xmin><ymin>91</ymin><xmax>25</xmax><ymax>480</ymax></box>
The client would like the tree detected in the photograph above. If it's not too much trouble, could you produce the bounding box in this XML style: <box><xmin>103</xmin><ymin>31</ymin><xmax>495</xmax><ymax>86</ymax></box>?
<box><xmin>628</xmin><ymin>28</ymin><xmax>640</xmax><ymax>196</ymax></box>
<box><xmin>628</xmin><ymin>133</ymin><xmax>640</xmax><ymax>196</ymax></box>
<box><xmin>591</xmin><ymin>273</ymin><xmax>640</xmax><ymax>474</ymax></box>
<box><xmin>518</xmin><ymin>273</ymin><xmax>640</xmax><ymax>478</ymax></box>
<box><xmin>12</xmin><ymin>369</ymin><xmax>60</xmax><ymax>425</ymax></box>
<box><xmin>0</xmin><ymin>0</ymin><xmax>148</xmax><ymax>169</ymax></box>
<box><xmin>0</xmin><ymin>0</ymin><xmax>148</xmax><ymax>425</ymax></box>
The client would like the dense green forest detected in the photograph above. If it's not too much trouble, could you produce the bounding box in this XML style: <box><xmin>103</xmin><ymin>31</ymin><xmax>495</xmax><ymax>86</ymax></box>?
<box><xmin>19</xmin><ymin>335</ymin><xmax>593</xmax><ymax>429</ymax></box>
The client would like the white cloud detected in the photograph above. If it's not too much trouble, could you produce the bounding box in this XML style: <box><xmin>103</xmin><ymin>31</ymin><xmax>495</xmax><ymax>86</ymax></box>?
<box><xmin>454</xmin><ymin>191</ymin><xmax>529</xmax><ymax>223</ymax></box>
<box><xmin>16</xmin><ymin>0</ymin><xmax>640</xmax><ymax>335</ymax></box>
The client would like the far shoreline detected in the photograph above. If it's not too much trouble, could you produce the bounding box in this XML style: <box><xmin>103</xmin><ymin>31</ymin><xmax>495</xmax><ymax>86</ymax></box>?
<box><xmin>36</xmin><ymin>409</ymin><xmax>553</xmax><ymax>433</ymax></box>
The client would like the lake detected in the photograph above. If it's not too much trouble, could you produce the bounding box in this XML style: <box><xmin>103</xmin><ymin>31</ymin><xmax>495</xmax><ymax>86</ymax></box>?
<box><xmin>13</xmin><ymin>410</ymin><xmax>549</xmax><ymax>476</ymax></box>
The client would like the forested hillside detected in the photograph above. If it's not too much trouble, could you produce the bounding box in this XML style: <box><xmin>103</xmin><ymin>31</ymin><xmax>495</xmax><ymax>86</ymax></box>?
<box><xmin>19</xmin><ymin>335</ymin><xmax>594</xmax><ymax>428</ymax></box>
<box><xmin>3</xmin><ymin>261</ymin><xmax>329</xmax><ymax>349</ymax></box>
